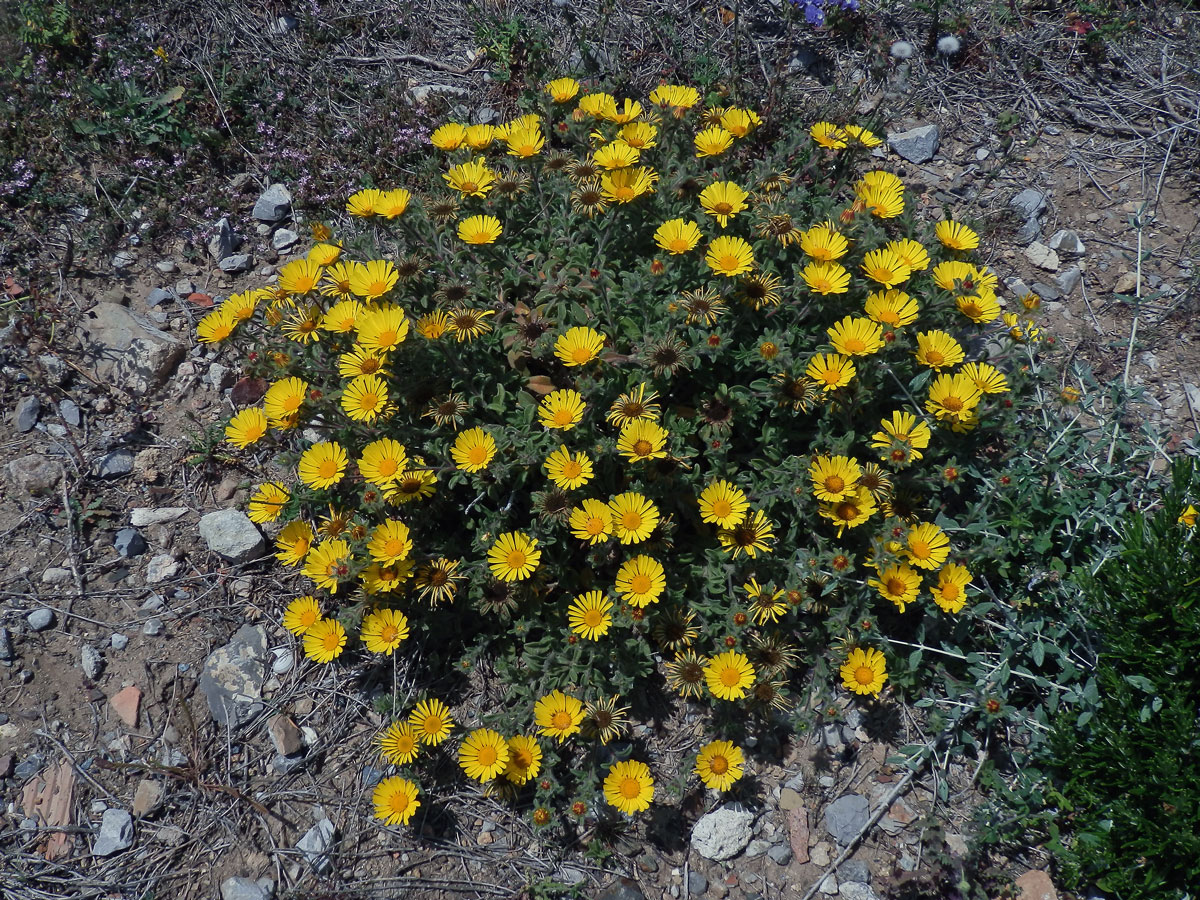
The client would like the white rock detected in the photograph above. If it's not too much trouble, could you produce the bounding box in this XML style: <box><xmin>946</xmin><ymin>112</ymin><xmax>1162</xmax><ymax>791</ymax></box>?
<box><xmin>839</xmin><ymin>884</ymin><xmax>880</xmax><ymax>900</ymax></box>
<box><xmin>272</xmin><ymin>228</ymin><xmax>299</xmax><ymax>252</ymax></box>
<box><xmin>1047</xmin><ymin>229</ymin><xmax>1085</xmax><ymax>255</ymax></box>
<box><xmin>1024</xmin><ymin>242</ymin><xmax>1060</xmax><ymax>272</ymax></box>
<box><xmin>145</xmin><ymin>554</ymin><xmax>180</xmax><ymax>584</ymax></box>
<box><xmin>690</xmin><ymin>805</ymin><xmax>755</xmax><ymax>861</ymax></box>
<box><xmin>130</xmin><ymin>507</ymin><xmax>189</xmax><ymax>527</ymax></box>
<box><xmin>253</xmin><ymin>184</ymin><xmax>292</xmax><ymax>222</ymax></box>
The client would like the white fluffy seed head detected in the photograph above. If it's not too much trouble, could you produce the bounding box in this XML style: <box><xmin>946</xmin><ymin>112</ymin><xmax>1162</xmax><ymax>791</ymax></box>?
<box><xmin>890</xmin><ymin>40</ymin><xmax>915</xmax><ymax>60</ymax></box>
<box><xmin>937</xmin><ymin>35</ymin><xmax>962</xmax><ymax>55</ymax></box>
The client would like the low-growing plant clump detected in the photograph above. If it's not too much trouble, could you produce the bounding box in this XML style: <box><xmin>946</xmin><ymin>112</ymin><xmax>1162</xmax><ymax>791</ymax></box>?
<box><xmin>199</xmin><ymin>76</ymin><xmax>1052</xmax><ymax>830</ymax></box>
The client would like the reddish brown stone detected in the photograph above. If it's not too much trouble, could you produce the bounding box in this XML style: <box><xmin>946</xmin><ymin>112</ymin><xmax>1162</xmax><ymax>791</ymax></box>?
<box><xmin>787</xmin><ymin>806</ymin><xmax>810</xmax><ymax>864</ymax></box>
<box><xmin>109</xmin><ymin>685</ymin><xmax>142</xmax><ymax>728</ymax></box>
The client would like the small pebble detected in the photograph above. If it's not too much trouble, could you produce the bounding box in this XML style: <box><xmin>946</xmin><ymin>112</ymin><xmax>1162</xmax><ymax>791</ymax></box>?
<box><xmin>111</xmin><ymin>633</ymin><xmax>129</xmax><ymax>650</ymax></box>
<box><xmin>26</xmin><ymin>609</ymin><xmax>55</xmax><ymax>632</ymax></box>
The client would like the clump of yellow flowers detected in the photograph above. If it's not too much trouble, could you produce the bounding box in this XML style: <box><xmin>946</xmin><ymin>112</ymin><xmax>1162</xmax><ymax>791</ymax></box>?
<box><xmin>202</xmin><ymin>76</ymin><xmax>1034</xmax><ymax>829</ymax></box>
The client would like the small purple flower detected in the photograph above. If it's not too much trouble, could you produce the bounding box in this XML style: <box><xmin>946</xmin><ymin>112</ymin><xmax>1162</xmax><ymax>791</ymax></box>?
<box><xmin>792</xmin><ymin>0</ymin><xmax>858</xmax><ymax>26</ymax></box>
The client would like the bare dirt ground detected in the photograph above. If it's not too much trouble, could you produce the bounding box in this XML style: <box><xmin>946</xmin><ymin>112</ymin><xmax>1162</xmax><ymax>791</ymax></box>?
<box><xmin>2</xmin><ymin>2</ymin><xmax>1198</xmax><ymax>899</ymax></box>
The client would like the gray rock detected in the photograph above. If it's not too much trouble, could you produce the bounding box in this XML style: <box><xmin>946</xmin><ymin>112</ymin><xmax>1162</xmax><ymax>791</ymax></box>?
<box><xmin>271</xmin><ymin>228</ymin><xmax>299</xmax><ymax>252</ymax></box>
<box><xmin>147</xmin><ymin>287</ymin><xmax>175</xmax><ymax>307</ymax></box>
<box><xmin>1031</xmin><ymin>282</ymin><xmax>1061</xmax><ymax>302</ymax></box>
<box><xmin>220</xmin><ymin>877</ymin><xmax>272</xmax><ymax>900</ymax></box>
<box><xmin>595</xmin><ymin>880</ymin><xmax>645</xmax><ymax>900</ymax></box>
<box><xmin>1015</xmin><ymin>217</ymin><xmax>1041</xmax><ymax>245</ymax></box>
<box><xmin>887</xmin><ymin>124</ymin><xmax>939</xmax><ymax>164</ymax></box>
<box><xmin>81</xmin><ymin>644</ymin><xmax>106</xmax><ymax>680</ymax></box>
<box><xmin>199</xmin><ymin>623</ymin><xmax>267</xmax><ymax>727</ymax></box>
<box><xmin>143</xmin><ymin>617</ymin><xmax>163</xmax><ymax>636</ymax></box>
<box><xmin>838</xmin><ymin>860</ymin><xmax>870</xmax><ymax>884</ymax></box>
<box><xmin>0</xmin><ymin>627</ymin><xmax>13</xmax><ymax>661</ymax></box>
<box><xmin>111</xmin><ymin>633</ymin><xmax>129</xmax><ymax>650</ymax></box>
<box><xmin>1056</xmin><ymin>266</ymin><xmax>1081</xmax><ymax>295</ymax></box>
<box><xmin>691</xmin><ymin>805</ymin><xmax>755</xmax><ymax>861</ymax></box>
<box><xmin>59</xmin><ymin>399</ymin><xmax>81</xmax><ymax>426</ymax></box>
<box><xmin>112</xmin><ymin>251</ymin><xmax>137</xmax><ymax>270</ymax></box>
<box><xmin>15</xmin><ymin>753</ymin><xmax>45</xmax><ymax>780</ymax></box>
<box><xmin>145</xmin><ymin>554</ymin><xmax>180</xmax><ymax>584</ymax></box>
<box><xmin>745</xmin><ymin>838</ymin><xmax>770</xmax><ymax>859</ymax></box>
<box><xmin>132</xmin><ymin>778</ymin><xmax>165</xmax><ymax>817</ymax></box>
<box><xmin>410</xmin><ymin>83</ymin><xmax>469</xmax><ymax>104</ymax></box>
<box><xmin>93</xmin><ymin>808</ymin><xmax>134</xmax><ymax>856</ymax></box>
<box><xmin>253</xmin><ymin>184</ymin><xmax>292</xmax><ymax>222</ymax></box>
<box><xmin>556</xmin><ymin>867</ymin><xmax>586</xmax><ymax>886</ymax></box>
<box><xmin>130</xmin><ymin>507</ymin><xmax>188</xmax><ymax>527</ymax></box>
<box><xmin>1025</xmin><ymin>242</ymin><xmax>1060</xmax><ymax>272</ymax></box>
<box><xmin>361</xmin><ymin>765</ymin><xmax>384</xmax><ymax>788</ymax></box>
<box><xmin>41</xmin><ymin>567</ymin><xmax>71</xmax><ymax>585</ymax></box>
<box><xmin>819</xmin><ymin>875</ymin><xmax>839</xmax><ymax>895</ymax></box>
<box><xmin>14</xmin><ymin>396</ymin><xmax>40</xmax><ymax>432</ymax></box>
<box><xmin>208</xmin><ymin>362</ymin><xmax>233</xmax><ymax>389</ymax></box>
<box><xmin>96</xmin><ymin>449</ymin><xmax>134</xmax><ymax>478</ymax></box>
<box><xmin>1048</xmin><ymin>229</ymin><xmax>1085</xmax><ymax>255</ymax></box>
<box><xmin>77</xmin><ymin>302</ymin><xmax>184</xmax><ymax>396</ymax></box>
<box><xmin>154</xmin><ymin>260</ymin><xmax>177</xmax><ymax>275</ymax></box>
<box><xmin>27</xmin><ymin>609</ymin><xmax>55</xmax><ymax>632</ymax></box>
<box><xmin>208</xmin><ymin>217</ymin><xmax>236</xmax><ymax>261</ymax></box>
<box><xmin>1010</xmin><ymin>188</ymin><xmax>1047</xmax><ymax>219</ymax></box>
<box><xmin>297</xmin><ymin>818</ymin><xmax>337</xmax><ymax>873</ymax></box>
<box><xmin>687</xmin><ymin>870</ymin><xmax>708</xmax><ymax>895</ymax></box>
<box><xmin>175</xmin><ymin>278</ymin><xmax>196</xmax><ymax>296</ymax></box>
<box><xmin>114</xmin><ymin>527</ymin><xmax>147</xmax><ymax>558</ymax></box>
<box><xmin>838</xmin><ymin>884</ymin><xmax>880</xmax><ymax>900</ymax></box>
<box><xmin>199</xmin><ymin>509</ymin><xmax>265</xmax><ymax>562</ymax></box>
<box><xmin>784</xmin><ymin>771</ymin><xmax>805</xmax><ymax>792</ymax></box>
<box><xmin>272</xmin><ymin>753</ymin><xmax>308</xmax><ymax>775</ymax></box>
<box><xmin>219</xmin><ymin>254</ymin><xmax>252</xmax><ymax>274</ymax></box>
<box><xmin>975</xmin><ymin>148</ymin><xmax>990</xmax><ymax>161</ymax></box>
<box><xmin>768</xmin><ymin>843</ymin><xmax>793</xmax><ymax>865</ymax></box>
<box><xmin>823</xmin><ymin>724</ymin><xmax>843</xmax><ymax>748</ymax></box>
<box><xmin>825</xmin><ymin>794</ymin><xmax>870</xmax><ymax>845</ymax></box>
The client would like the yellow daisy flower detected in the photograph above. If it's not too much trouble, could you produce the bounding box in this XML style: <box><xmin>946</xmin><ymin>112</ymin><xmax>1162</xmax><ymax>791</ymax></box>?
<box><xmin>717</xmin><ymin>509</ymin><xmax>775</xmax><ymax>558</ymax></box>
<box><xmin>538</xmin><ymin>389</ymin><xmax>587</xmax><ymax>431</ymax></box>
<box><xmin>372</xmin><ymin>776</ymin><xmax>420</xmax><ymax>826</ymax></box>
<box><xmin>705</xmin><ymin>235</ymin><xmax>755</xmax><ymax>277</ymax></box>
<box><xmin>840</xmin><ymin>647</ymin><xmax>887</xmax><ymax>696</ymax></box>
<box><xmin>609</xmin><ymin>492</ymin><xmax>660</xmax><ymax>544</ymax></box>
<box><xmin>600</xmin><ymin>166</ymin><xmax>658</xmax><ymax>203</ymax></box>
<box><xmin>376</xmin><ymin>188</ymin><xmax>412</xmax><ymax>219</ymax></box>
<box><xmin>698</xmin><ymin>181</ymin><xmax>748</xmax><ymax>228</ymax></box>
<box><xmin>443</xmin><ymin>158</ymin><xmax>495</xmax><ymax>197</ymax></box>
<box><xmin>860</xmin><ymin>248</ymin><xmax>912</xmax><ymax>288</ymax></box>
<box><xmin>451</xmin><ymin>427</ymin><xmax>497</xmax><ymax>473</ymax></box>
<box><xmin>275</xmin><ymin>521</ymin><xmax>314</xmax><ymax>568</ymax></box>
<box><xmin>487</xmin><ymin>531</ymin><xmax>541</xmax><ymax>582</ymax></box>
<box><xmin>504</xmin><ymin>735</ymin><xmax>543</xmax><ymax>785</ymax></box>
<box><xmin>932</xmin><ymin>563</ymin><xmax>972</xmax><ymax>613</ymax></box>
<box><xmin>459</xmin><ymin>728</ymin><xmax>510</xmax><ymax>782</ymax></box>
<box><xmin>430</xmin><ymin>123</ymin><xmax>468</xmax><ymax>150</ymax></box>
<box><xmin>377</xmin><ymin>721</ymin><xmax>420</xmax><ymax>765</ymax></box>
<box><xmin>800</xmin><ymin>225</ymin><xmax>849</xmax><ymax>261</ymax></box>
<box><xmin>827</xmin><ymin>316</ymin><xmax>884</xmax><ymax>356</ymax></box>
<box><xmin>806</xmin><ymin>352</ymin><xmax>856</xmax><ymax>391</ymax></box>
<box><xmin>695</xmin><ymin>740</ymin><xmax>745</xmax><ymax>791</ymax></box>
<box><xmin>698</xmin><ymin>480</ymin><xmax>749</xmax><ymax>529</ymax></box>
<box><xmin>811</xmin><ymin>121</ymin><xmax>848</xmax><ymax>148</ymax></box>
<box><xmin>303</xmin><ymin>617</ymin><xmax>347</xmax><ymax>664</ymax></box>
<box><xmin>358</xmin><ymin>438</ymin><xmax>408</xmax><ymax>487</ymax></box>
<box><xmin>544</xmin><ymin>77</ymin><xmax>581</xmax><ymax>102</ymax></box>
<box><xmin>935</xmin><ymin>220</ymin><xmax>980</xmax><ymax>251</ymax></box>
<box><xmin>569</xmin><ymin>499</ymin><xmax>612</xmax><ymax>544</ymax></box>
<box><xmin>298</xmin><ymin>442</ymin><xmax>348</xmax><ymax>490</ymax></box>
<box><xmin>869</xmin><ymin>563</ymin><xmax>922</xmax><ymax>612</ymax></box>
<box><xmin>567</xmin><ymin>591</ymin><xmax>614</xmax><ymax>640</ymax></box>
<box><xmin>818</xmin><ymin>486</ymin><xmax>877</xmax><ymax>537</ymax></box>
<box><xmin>801</xmin><ymin>260</ymin><xmax>851</xmax><ymax>295</ymax></box>
<box><xmin>247</xmin><ymin>482</ymin><xmax>289</xmax><ymax>524</ymax></box>
<box><xmin>694</xmin><ymin>126</ymin><xmax>734</xmax><ymax>157</ymax></box>
<box><xmin>594</xmin><ymin>140</ymin><xmax>640</xmax><ymax>169</ymax></box>
<box><xmin>653</xmin><ymin>219</ymin><xmax>703</xmax><ymax>255</ymax></box>
<box><xmin>281</xmin><ymin>595</ymin><xmax>321</xmax><ymax>635</ymax></box>
<box><xmin>616</xmin><ymin>418</ymin><xmax>669</xmax><ymax>463</ymax></box>
<box><xmin>915</xmin><ymin>330</ymin><xmax>965</xmax><ymax>369</ymax></box>
<box><xmin>356</xmin><ymin>305</ymin><xmax>410</xmax><ymax>353</ymax></box>
<box><xmin>704</xmin><ymin>650</ymin><xmax>755</xmax><ymax>700</ymax></box>
<box><xmin>225</xmin><ymin>408</ymin><xmax>268</xmax><ymax>448</ymax></box>
<box><xmin>341</xmin><ymin>374</ymin><xmax>389</xmax><ymax>423</ymax></box>
<box><xmin>302</xmin><ymin>539</ymin><xmax>350</xmax><ymax>593</ymax></box>
<box><xmin>409</xmin><ymin>699</ymin><xmax>454</xmax><ymax>745</ymax></box>
<box><xmin>604</xmin><ymin>759</ymin><xmax>654</xmax><ymax>814</ymax></box>
<box><xmin>615</xmin><ymin>555</ymin><xmax>666</xmax><ymax>607</ymax></box>
<box><xmin>367</xmin><ymin>519</ymin><xmax>413</xmax><ymax>566</ymax></box>
<box><xmin>810</xmin><ymin>455</ymin><xmax>862</xmax><ymax>502</ymax></box>
<box><xmin>554</xmin><ymin>326</ymin><xmax>606</xmax><ymax>366</ymax></box>
<box><xmin>278</xmin><ymin>258</ymin><xmax>324</xmax><ymax>295</ymax></box>
<box><xmin>864</xmin><ymin>289</ymin><xmax>919</xmax><ymax>327</ymax></box>
<box><xmin>346</xmin><ymin>188</ymin><xmax>383</xmax><ymax>216</ymax></box>
<box><xmin>534</xmin><ymin>690</ymin><xmax>584</xmax><ymax>743</ymax></box>
<box><xmin>361</xmin><ymin>608</ymin><xmax>410</xmax><ymax>655</ymax></box>
<box><xmin>544</xmin><ymin>446</ymin><xmax>594</xmax><ymax>490</ymax></box>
